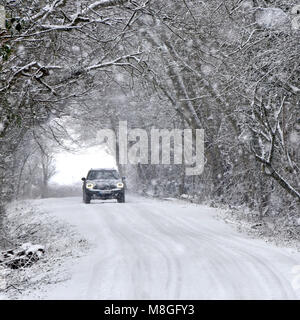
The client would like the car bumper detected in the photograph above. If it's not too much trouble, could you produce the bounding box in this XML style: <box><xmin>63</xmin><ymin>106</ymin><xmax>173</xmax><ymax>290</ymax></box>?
<box><xmin>86</xmin><ymin>189</ymin><xmax>124</xmax><ymax>199</ymax></box>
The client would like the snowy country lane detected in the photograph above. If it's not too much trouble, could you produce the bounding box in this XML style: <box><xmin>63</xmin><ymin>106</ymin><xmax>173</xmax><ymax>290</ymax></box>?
<box><xmin>30</xmin><ymin>196</ymin><xmax>300</xmax><ymax>300</ymax></box>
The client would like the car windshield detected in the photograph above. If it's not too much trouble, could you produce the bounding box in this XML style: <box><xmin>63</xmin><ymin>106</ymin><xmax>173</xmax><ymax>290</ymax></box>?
<box><xmin>87</xmin><ymin>170</ymin><xmax>119</xmax><ymax>180</ymax></box>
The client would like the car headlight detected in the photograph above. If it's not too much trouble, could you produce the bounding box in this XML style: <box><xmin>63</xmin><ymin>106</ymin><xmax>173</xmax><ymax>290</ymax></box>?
<box><xmin>86</xmin><ymin>183</ymin><xmax>95</xmax><ymax>189</ymax></box>
<box><xmin>117</xmin><ymin>182</ymin><xmax>124</xmax><ymax>188</ymax></box>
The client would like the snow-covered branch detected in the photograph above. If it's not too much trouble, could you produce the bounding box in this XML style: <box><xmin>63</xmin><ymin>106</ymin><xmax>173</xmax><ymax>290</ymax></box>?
<box><xmin>250</xmin><ymin>93</ymin><xmax>300</xmax><ymax>201</ymax></box>
<box><xmin>254</xmin><ymin>152</ymin><xmax>300</xmax><ymax>201</ymax></box>
<box><xmin>0</xmin><ymin>62</ymin><xmax>62</xmax><ymax>93</ymax></box>
<box><xmin>86</xmin><ymin>52</ymin><xmax>143</xmax><ymax>71</ymax></box>
<box><xmin>82</xmin><ymin>0</ymin><xmax>128</xmax><ymax>14</ymax></box>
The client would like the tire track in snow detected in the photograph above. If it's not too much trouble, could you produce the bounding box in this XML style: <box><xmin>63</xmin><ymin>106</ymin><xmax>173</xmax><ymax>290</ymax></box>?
<box><xmin>29</xmin><ymin>196</ymin><xmax>300</xmax><ymax>299</ymax></box>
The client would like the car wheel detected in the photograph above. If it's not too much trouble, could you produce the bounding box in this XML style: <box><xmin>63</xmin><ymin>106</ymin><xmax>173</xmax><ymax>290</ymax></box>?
<box><xmin>117</xmin><ymin>193</ymin><xmax>125</xmax><ymax>203</ymax></box>
<box><xmin>83</xmin><ymin>191</ymin><xmax>91</xmax><ymax>204</ymax></box>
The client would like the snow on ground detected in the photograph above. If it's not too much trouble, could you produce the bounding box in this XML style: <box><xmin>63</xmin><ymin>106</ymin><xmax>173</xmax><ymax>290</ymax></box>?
<box><xmin>5</xmin><ymin>195</ymin><xmax>299</xmax><ymax>300</ymax></box>
<box><xmin>0</xmin><ymin>200</ymin><xmax>90</xmax><ymax>299</ymax></box>
<box><xmin>214</xmin><ymin>204</ymin><xmax>300</xmax><ymax>253</ymax></box>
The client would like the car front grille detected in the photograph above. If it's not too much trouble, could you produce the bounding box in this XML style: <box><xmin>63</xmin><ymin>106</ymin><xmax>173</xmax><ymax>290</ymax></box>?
<box><xmin>94</xmin><ymin>184</ymin><xmax>116</xmax><ymax>190</ymax></box>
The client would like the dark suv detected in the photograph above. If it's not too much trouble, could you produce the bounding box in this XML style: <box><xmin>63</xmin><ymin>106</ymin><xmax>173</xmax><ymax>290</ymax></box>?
<box><xmin>81</xmin><ymin>168</ymin><xmax>125</xmax><ymax>203</ymax></box>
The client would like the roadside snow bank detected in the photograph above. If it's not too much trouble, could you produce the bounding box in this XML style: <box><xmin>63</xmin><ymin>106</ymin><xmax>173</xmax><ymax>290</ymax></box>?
<box><xmin>0</xmin><ymin>200</ymin><xmax>90</xmax><ymax>299</ymax></box>
<box><xmin>162</xmin><ymin>195</ymin><xmax>300</xmax><ymax>252</ymax></box>
<box><xmin>215</xmin><ymin>204</ymin><xmax>300</xmax><ymax>252</ymax></box>
<box><xmin>1</xmin><ymin>243</ymin><xmax>45</xmax><ymax>269</ymax></box>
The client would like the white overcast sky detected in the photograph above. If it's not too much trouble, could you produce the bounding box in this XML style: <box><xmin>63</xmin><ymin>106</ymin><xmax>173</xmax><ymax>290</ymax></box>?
<box><xmin>50</xmin><ymin>145</ymin><xmax>116</xmax><ymax>185</ymax></box>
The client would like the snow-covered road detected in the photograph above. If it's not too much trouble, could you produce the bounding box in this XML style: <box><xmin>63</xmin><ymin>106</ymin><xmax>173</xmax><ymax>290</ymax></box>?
<box><xmin>29</xmin><ymin>196</ymin><xmax>300</xmax><ymax>299</ymax></box>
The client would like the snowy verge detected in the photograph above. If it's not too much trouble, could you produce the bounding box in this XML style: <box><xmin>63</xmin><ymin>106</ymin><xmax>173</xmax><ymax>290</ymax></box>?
<box><xmin>212</xmin><ymin>204</ymin><xmax>300</xmax><ymax>253</ymax></box>
<box><xmin>0</xmin><ymin>200</ymin><xmax>90</xmax><ymax>299</ymax></box>
<box><xmin>161</xmin><ymin>194</ymin><xmax>300</xmax><ymax>253</ymax></box>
